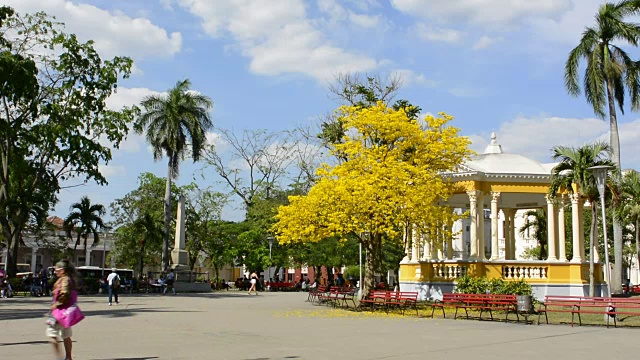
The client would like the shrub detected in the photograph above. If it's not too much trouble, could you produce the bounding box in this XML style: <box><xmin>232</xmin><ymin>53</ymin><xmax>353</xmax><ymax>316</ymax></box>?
<box><xmin>455</xmin><ymin>276</ymin><xmax>532</xmax><ymax>295</ymax></box>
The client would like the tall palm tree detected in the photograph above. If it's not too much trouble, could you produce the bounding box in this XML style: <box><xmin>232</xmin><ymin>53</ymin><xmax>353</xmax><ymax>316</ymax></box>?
<box><xmin>549</xmin><ymin>142</ymin><xmax>614</xmax><ymax>296</ymax></box>
<box><xmin>63</xmin><ymin>196</ymin><xmax>106</xmax><ymax>262</ymax></box>
<box><xmin>565</xmin><ymin>0</ymin><xmax>640</xmax><ymax>294</ymax></box>
<box><xmin>134</xmin><ymin>79</ymin><xmax>213</xmax><ymax>272</ymax></box>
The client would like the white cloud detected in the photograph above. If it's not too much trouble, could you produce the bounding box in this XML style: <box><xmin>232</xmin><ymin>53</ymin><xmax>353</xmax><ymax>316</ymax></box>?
<box><xmin>5</xmin><ymin>0</ymin><xmax>182</xmax><ymax>61</ymax></box>
<box><xmin>448</xmin><ymin>87</ymin><xmax>483</xmax><ymax>98</ymax></box>
<box><xmin>99</xmin><ymin>164</ymin><xmax>126</xmax><ymax>179</ymax></box>
<box><xmin>106</xmin><ymin>87</ymin><xmax>162</xmax><ymax>153</ymax></box>
<box><xmin>394</xmin><ymin>69</ymin><xmax>437</xmax><ymax>87</ymax></box>
<box><xmin>348</xmin><ymin>13</ymin><xmax>380</xmax><ymax>28</ymax></box>
<box><xmin>177</xmin><ymin>0</ymin><xmax>377</xmax><ymax>81</ymax></box>
<box><xmin>473</xmin><ymin>36</ymin><xmax>500</xmax><ymax>50</ymax></box>
<box><xmin>469</xmin><ymin>116</ymin><xmax>640</xmax><ymax>170</ymax></box>
<box><xmin>416</xmin><ymin>24</ymin><xmax>461</xmax><ymax>43</ymax></box>
<box><xmin>391</xmin><ymin>0</ymin><xmax>573</xmax><ymax>27</ymax></box>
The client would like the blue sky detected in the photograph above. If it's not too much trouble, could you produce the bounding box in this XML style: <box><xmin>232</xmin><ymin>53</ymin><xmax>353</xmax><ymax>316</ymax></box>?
<box><xmin>7</xmin><ymin>0</ymin><xmax>640</xmax><ymax>222</ymax></box>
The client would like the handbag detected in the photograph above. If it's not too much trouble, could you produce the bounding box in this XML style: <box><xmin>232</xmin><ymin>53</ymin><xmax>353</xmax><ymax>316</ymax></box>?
<box><xmin>51</xmin><ymin>290</ymin><xmax>85</xmax><ymax>328</ymax></box>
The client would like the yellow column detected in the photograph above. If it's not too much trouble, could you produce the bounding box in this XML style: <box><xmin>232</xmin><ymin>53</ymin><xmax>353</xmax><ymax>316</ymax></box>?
<box><xmin>490</xmin><ymin>192</ymin><xmax>500</xmax><ymax>260</ymax></box>
<box><xmin>467</xmin><ymin>190</ymin><xmax>478</xmax><ymax>260</ymax></box>
<box><xmin>558</xmin><ymin>196</ymin><xmax>567</xmax><ymax>262</ymax></box>
<box><xmin>571</xmin><ymin>194</ymin><xmax>583</xmax><ymax>263</ymax></box>
<box><xmin>546</xmin><ymin>195</ymin><xmax>558</xmax><ymax>261</ymax></box>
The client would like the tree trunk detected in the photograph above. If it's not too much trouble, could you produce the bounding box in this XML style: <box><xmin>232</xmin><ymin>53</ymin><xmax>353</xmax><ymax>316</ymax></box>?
<box><xmin>163</xmin><ymin>160</ymin><xmax>173</xmax><ymax>273</ymax></box>
<box><xmin>138</xmin><ymin>239</ymin><xmax>145</xmax><ymax>278</ymax></box>
<box><xmin>363</xmin><ymin>233</ymin><xmax>380</xmax><ymax>297</ymax></box>
<box><xmin>636</xmin><ymin>216</ymin><xmax>640</xmax><ymax>285</ymax></box>
<box><xmin>606</xmin><ymin>76</ymin><xmax>624</xmax><ymax>294</ymax></box>
<box><xmin>589</xmin><ymin>201</ymin><xmax>598</xmax><ymax>297</ymax></box>
<box><xmin>327</xmin><ymin>265</ymin><xmax>334</xmax><ymax>286</ymax></box>
<box><xmin>7</xmin><ymin>230</ymin><xmax>20</xmax><ymax>277</ymax></box>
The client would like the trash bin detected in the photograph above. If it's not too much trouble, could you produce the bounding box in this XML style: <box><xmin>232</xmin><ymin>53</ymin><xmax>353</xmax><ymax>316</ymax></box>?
<box><xmin>516</xmin><ymin>295</ymin><xmax>533</xmax><ymax>313</ymax></box>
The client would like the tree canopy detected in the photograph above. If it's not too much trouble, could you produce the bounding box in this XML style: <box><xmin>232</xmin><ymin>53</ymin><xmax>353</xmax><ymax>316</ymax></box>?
<box><xmin>273</xmin><ymin>102</ymin><xmax>472</xmax><ymax>293</ymax></box>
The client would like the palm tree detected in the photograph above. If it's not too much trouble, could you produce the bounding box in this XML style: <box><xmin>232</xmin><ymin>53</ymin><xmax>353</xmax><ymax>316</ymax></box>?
<box><xmin>549</xmin><ymin>142</ymin><xmax>614</xmax><ymax>296</ymax></box>
<box><xmin>134</xmin><ymin>79</ymin><xmax>213</xmax><ymax>272</ymax></box>
<box><xmin>519</xmin><ymin>209</ymin><xmax>547</xmax><ymax>260</ymax></box>
<box><xmin>63</xmin><ymin>196</ymin><xmax>106</xmax><ymax>262</ymax></box>
<box><xmin>565</xmin><ymin>0</ymin><xmax>640</xmax><ymax>294</ymax></box>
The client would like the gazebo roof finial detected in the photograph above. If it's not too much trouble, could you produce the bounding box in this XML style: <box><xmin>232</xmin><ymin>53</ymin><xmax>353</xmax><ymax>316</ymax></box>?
<box><xmin>484</xmin><ymin>132</ymin><xmax>503</xmax><ymax>154</ymax></box>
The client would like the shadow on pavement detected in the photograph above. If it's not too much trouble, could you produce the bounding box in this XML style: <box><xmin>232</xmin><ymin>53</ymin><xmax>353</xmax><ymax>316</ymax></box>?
<box><xmin>91</xmin><ymin>357</ymin><xmax>159</xmax><ymax>360</ymax></box>
<box><xmin>0</xmin><ymin>307</ymin><xmax>202</xmax><ymax>321</ymax></box>
<box><xmin>0</xmin><ymin>340</ymin><xmax>50</xmax><ymax>347</ymax></box>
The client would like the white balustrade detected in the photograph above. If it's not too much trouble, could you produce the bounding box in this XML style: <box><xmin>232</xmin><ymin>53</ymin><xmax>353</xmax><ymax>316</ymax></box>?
<box><xmin>501</xmin><ymin>265</ymin><xmax>548</xmax><ymax>280</ymax></box>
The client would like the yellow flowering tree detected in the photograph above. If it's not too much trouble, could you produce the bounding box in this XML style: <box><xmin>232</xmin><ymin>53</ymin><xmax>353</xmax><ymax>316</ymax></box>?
<box><xmin>273</xmin><ymin>102</ymin><xmax>472</xmax><ymax>294</ymax></box>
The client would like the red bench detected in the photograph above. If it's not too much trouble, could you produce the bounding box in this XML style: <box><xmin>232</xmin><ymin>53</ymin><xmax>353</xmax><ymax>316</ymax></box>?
<box><xmin>359</xmin><ymin>290</ymin><xmax>419</xmax><ymax>316</ymax></box>
<box><xmin>538</xmin><ymin>295</ymin><xmax>640</xmax><ymax>327</ymax></box>
<box><xmin>307</xmin><ymin>285</ymin><xmax>327</xmax><ymax>303</ymax></box>
<box><xmin>432</xmin><ymin>293</ymin><xmax>519</xmax><ymax>321</ymax></box>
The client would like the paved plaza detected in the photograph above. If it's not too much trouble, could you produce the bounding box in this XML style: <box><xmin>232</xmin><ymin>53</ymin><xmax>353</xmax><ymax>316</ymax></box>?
<box><xmin>0</xmin><ymin>291</ymin><xmax>637</xmax><ymax>359</ymax></box>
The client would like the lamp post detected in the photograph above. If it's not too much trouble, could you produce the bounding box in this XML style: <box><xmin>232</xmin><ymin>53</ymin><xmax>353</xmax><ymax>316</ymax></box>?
<box><xmin>268</xmin><ymin>236</ymin><xmax>274</xmax><ymax>285</ymax></box>
<box><xmin>588</xmin><ymin>165</ymin><xmax>615</xmax><ymax>296</ymax></box>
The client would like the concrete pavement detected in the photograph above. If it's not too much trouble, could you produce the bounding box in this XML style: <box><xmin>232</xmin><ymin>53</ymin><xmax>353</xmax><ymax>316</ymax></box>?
<box><xmin>0</xmin><ymin>291</ymin><xmax>635</xmax><ymax>359</ymax></box>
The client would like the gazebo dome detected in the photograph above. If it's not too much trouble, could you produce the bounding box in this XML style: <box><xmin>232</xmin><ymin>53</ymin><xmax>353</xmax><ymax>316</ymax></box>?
<box><xmin>465</xmin><ymin>133</ymin><xmax>550</xmax><ymax>175</ymax></box>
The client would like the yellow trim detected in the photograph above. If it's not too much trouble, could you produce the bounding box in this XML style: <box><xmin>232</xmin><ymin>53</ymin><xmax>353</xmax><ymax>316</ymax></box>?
<box><xmin>452</xmin><ymin>181</ymin><xmax>549</xmax><ymax>194</ymax></box>
<box><xmin>400</xmin><ymin>261</ymin><xmax>603</xmax><ymax>286</ymax></box>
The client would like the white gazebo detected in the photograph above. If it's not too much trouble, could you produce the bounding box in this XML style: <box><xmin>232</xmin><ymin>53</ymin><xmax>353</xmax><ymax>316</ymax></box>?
<box><xmin>399</xmin><ymin>133</ymin><xmax>605</xmax><ymax>300</ymax></box>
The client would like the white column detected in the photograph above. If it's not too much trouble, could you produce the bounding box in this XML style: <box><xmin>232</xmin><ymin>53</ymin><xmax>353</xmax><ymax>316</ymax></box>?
<box><xmin>30</xmin><ymin>247</ymin><xmax>37</xmax><ymax>272</ymax></box>
<box><xmin>571</xmin><ymin>193</ymin><xmax>583</xmax><ymax>263</ymax></box>
<box><xmin>85</xmin><ymin>246</ymin><xmax>92</xmax><ymax>266</ymax></box>
<box><xmin>558</xmin><ymin>196</ymin><xmax>567</xmax><ymax>262</ymax></box>
<box><xmin>509</xmin><ymin>209</ymin><xmax>517</xmax><ymax>260</ymax></box>
<box><xmin>437</xmin><ymin>225</ymin><xmax>444</xmax><ymax>260</ymax></box>
<box><xmin>410</xmin><ymin>225</ymin><xmax>420</xmax><ymax>263</ymax></box>
<box><xmin>578</xmin><ymin>199</ymin><xmax>586</xmax><ymax>261</ymax></box>
<box><xmin>592</xmin><ymin>202</ymin><xmax>600</xmax><ymax>263</ymax></box>
<box><xmin>490</xmin><ymin>192</ymin><xmax>500</xmax><ymax>260</ymax></box>
<box><xmin>478</xmin><ymin>192</ymin><xmax>486</xmax><ymax>260</ymax></box>
<box><xmin>446</xmin><ymin>218</ymin><xmax>454</xmax><ymax>260</ymax></box>
<box><xmin>423</xmin><ymin>234</ymin><xmax>432</xmax><ymax>261</ymax></box>
<box><xmin>402</xmin><ymin>225</ymin><xmax>410</xmax><ymax>263</ymax></box>
<box><xmin>504</xmin><ymin>210</ymin><xmax>511</xmax><ymax>260</ymax></box>
<box><xmin>546</xmin><ymin>195</ymin><xmax>558</xmax><ymax>261</ymax></box>
<box><xmin>467</xmin><ymin>190</ymin><xmax>478</xmax><ymax>260</ymax></box>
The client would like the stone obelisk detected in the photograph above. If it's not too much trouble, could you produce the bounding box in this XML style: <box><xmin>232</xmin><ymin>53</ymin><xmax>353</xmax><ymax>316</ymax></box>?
<box><xmin>171</xmin><ymin>195</ymin><xmax>188</xmax><ymax>267</ymax></box>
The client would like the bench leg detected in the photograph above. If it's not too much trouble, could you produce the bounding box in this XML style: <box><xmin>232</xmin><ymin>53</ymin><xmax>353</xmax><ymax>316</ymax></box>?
<box><xmin>454</xmin><ymin>307</ymin><xmax>459</xmax><ymax>320</ymax></box>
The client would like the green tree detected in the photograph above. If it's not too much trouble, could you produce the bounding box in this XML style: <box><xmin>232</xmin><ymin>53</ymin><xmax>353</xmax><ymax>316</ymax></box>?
<box><xmin>0</xmin><ymin>9</ymin><xmax>135</xmax><ymax>276</ymax></box>
<box><xmin>518</xmin><ymin>209</ymin><xmax>547</xmax><ymax>260</ymax></box>
<box><xmin>110</xmin><ymin>173</ymin><xmax>182</xmax><ymax>271</ymax></box>
<box><xmin>131</xmin><ymin>212</ymin><xmax>163</xmax><ymax>277</ymax></box>
<box><xmin>63</xmin><ymin>196</ymin><xmax>106</xmax><ymax>256</ymax></box>
<box><xmin>549</xmin><ymin>142</ymin><xmax>614</xmax><ymax>296</ymax></box>
<box><xmin>183</xmin><ymin>184</ymin><xmax>227</xmax><ymax>271</ymax></box>
<box><xmin>134</xmin><ymin>79</ymin><xmax>213</xmax><ymax>272</ymax></box>
<box><xmin>620</xmin><ymin>170</ymin><xmax>640</xmax><ymax>271</ymax></box>
<box><xmin>565</xmin><ymin>0</ymin><xmax>640</xmax><ymax>293</ymax></box>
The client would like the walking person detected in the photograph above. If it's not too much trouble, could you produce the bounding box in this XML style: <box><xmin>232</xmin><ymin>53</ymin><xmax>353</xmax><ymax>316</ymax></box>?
<box><xmin>248</xmin><ymin>272</ymin><xmax>258</xmax><ymax>295</ymax></box>
<box><xmin>163</xmin><ymin>268</ymin><xmax>176</xmax><ymax>295</ymax></box>
<box><xmin>47</xmin><ymin>259</ymin><xmax>83</xmax><ymax>360</ymax></box>
<box><xmin>38</xmin><ymin>264</ymin><xmax>50</xmax><ymax>296</ymax></box>
<box><xmin>106</xmin><ymin>268</ymin><xmax>120</xmax><ymax>306</ymax></box>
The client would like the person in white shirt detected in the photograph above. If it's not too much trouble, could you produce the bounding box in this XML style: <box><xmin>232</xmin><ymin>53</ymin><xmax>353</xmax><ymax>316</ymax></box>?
<box><xmin>163</xmin><ymin>269</ymin><xmax>176</xmax><ymax>295</ymax></box>
<box><xmin>106</xmin><ymin>268</ymin><xmax>120</xmax><ymax>306</ymax></box>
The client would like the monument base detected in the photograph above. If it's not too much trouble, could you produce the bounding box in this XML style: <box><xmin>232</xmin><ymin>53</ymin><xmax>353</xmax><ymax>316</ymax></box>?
<box><xmin>171</xmin><ymin>249</ymin><xmax>188</xmax><ymax>267</ymax></box>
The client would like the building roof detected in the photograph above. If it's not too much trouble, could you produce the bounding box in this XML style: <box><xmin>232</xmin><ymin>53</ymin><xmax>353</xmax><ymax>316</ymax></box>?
<box><xmin>465</xmin><ymin>133</ymin><xmax>550</xmax><ymax>175</ymax></box>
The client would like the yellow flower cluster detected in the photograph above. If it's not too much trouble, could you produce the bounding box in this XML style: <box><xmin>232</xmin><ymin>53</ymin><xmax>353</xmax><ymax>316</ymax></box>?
<box><xmin>272</xmin><ymin>102</ymin><xmax>472</xmax><ymax>246</ymax></box>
